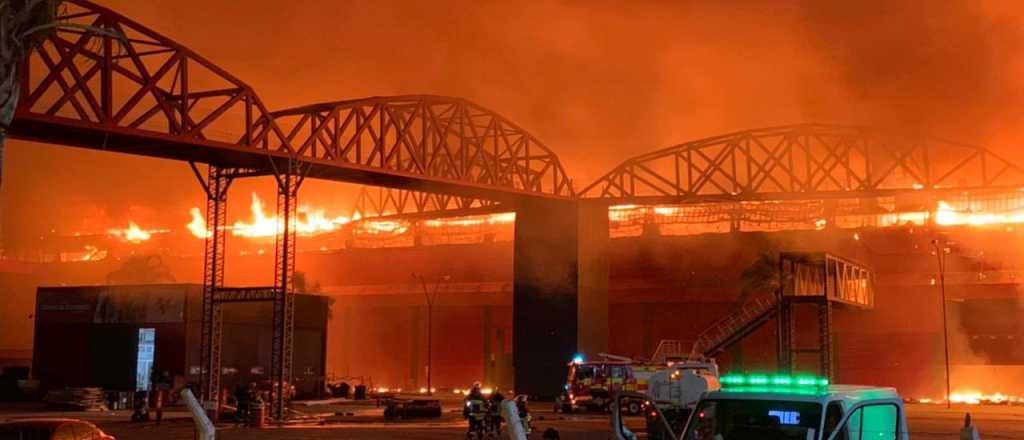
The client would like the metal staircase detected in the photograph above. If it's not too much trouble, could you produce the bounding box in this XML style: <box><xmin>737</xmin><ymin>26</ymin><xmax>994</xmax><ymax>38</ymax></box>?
<box><xmin>690</xmin><ymin>294</ymin><xmax>778</xmax><ymax>357</ymax></box>
<box><xmin>688</xmin><ymin>252</ymin><xmax>872</xmax><ymax>380</ymax></box>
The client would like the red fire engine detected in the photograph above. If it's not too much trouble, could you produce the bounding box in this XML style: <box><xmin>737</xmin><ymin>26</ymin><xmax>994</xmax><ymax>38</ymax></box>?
<box><xmin>555</xmin><ymin>353</ymin><xmax>662</xmax><ymax>415</ymax></box>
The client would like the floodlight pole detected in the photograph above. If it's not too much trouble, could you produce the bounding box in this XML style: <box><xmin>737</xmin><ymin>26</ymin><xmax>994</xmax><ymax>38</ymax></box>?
<box><xmin>414</xmin><ymin>273</ymin><xmax>450</xmax><ymax>396</ymax></box>
<box><xmin>931</xmin><ymin>239</ymin><xmax>952</xmax><ymax>409</ymax></box>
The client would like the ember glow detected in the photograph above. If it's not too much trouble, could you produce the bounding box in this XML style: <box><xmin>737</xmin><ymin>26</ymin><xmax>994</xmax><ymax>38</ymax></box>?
<box><xmin>357</xmin><ymin>220</ymin><xmax>409</xmax><ymax>235</ymax></box>
<box><xmin>423</xmin><ymin>212</ymin><xmax>515</xmax><ymax>227</ymax></box>
<box><xmin>611</xmin><ymin>197</ymin><xmax>1024</xmax><ymax>232</ymax></box>
<box><xmin>934</xmin><ymin>201</ymin><xmax>1024</xmax><ymax>226</ymax></box>
<box><xmin>948</xmin><ymin>390</ymin><xmax>1022</xmax><ymax>405</ymax></box>
<box><xmin>107</xmin><ymin>221</ymin><xmax>165</xmax><ymax>243</ymax></box>
<box><xmin>80</xmin><ymin>245</ymin><xmax>106</xmax><ymax>261</ymax></box>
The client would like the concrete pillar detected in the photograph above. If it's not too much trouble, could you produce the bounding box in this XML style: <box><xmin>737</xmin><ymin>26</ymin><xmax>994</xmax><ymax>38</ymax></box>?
<box><xmin>483</xmin><ymin>306</ymin><xmax>494</xmax><ymax>386</ymax></box>
<box><xmin>577</xmin><ymin>200</ymin><xmax>610</xmax><ymax>356</ymax></box>
<box><xmin>513</xmin><ymin>199</ymin><xmax>610</xmax><ymax>398</ymax></box>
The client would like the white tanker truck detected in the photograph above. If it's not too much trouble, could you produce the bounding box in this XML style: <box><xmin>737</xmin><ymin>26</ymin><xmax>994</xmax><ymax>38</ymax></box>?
<box><xmin>641</xmin><ymin>359</ymin><xmax>721</xmax><ymax>439</ymax></box>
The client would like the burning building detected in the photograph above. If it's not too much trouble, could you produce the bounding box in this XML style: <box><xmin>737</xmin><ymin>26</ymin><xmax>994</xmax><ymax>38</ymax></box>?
<box><xmin>3</xmin><ymin>0</ymin><xmax>1024</xmax><ymax>407</ymax></box>
<box><xmin>8</xmin><ymin>191</ymin><xmax>1024</xmax><ymax>402</ymax></box>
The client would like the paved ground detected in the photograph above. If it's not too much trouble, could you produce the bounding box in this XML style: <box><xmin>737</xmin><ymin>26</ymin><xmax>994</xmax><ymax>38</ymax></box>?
<box><xmin>3</xmin><ymin>400</ymin><xmax>1023</xmax><ymax>439</ymax></box>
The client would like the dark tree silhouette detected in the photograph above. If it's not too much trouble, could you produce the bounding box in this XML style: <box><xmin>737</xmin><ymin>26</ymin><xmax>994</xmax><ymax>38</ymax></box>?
<box><xmin>106</xmin><ymin>254</ymin><xmax>176</xmax><ymax>284</ymax></box>
<box><xmin>739</xmin><ymin>252</ymin><xmax>780</xmax><ymax>302</ymax></box>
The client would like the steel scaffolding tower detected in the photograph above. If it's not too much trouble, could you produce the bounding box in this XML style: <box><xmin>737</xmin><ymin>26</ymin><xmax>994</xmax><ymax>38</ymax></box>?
<box><xmin>196</xmin><ymin>165</ymin><xmax>232</xmax><ymax>412</ymax></box>
<box><xmin>193</xmin><ymin>163</ymin><xmax>304</xmax><ymax>420</ymax></box>
<box><xmin>270</xmin><ymin>163</ymin><xmax>304</xmax><ymax>419</ymax></box>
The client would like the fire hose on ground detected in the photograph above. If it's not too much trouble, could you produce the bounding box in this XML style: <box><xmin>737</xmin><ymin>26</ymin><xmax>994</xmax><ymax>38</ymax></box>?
<box><xmin>181</xmin><ymin>388</ymin><xmax>216</xmax><ymax>440</ymax></box>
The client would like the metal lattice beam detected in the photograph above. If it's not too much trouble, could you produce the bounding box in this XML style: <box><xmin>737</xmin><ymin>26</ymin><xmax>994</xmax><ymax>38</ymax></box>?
<box><xmin>351</xmin><ymin>186</ymin><xmax>503</xmax><ymax>221</ymax></box>
<box><xmin>262</xmin><ymin>96</ymin><xmax>573</xmax><ymax>199</ymax></box>
<box><xmin>583</xmin><ymin>124</ymin><xmax>1024</xmax><ymax>204</ymax></box>
<box><xmin>212</xmin><ymin>287</ymin><xmax>278</xmax><ymax>303</ymax></box>
<box><xmin>12</xmin><ymin>1</ymin><xmax>572</xmax><ymax>202</ymax></box>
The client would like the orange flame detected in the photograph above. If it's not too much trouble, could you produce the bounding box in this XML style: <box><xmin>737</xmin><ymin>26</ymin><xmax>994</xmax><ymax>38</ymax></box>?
<box><xmin>231</xmin><ymin>193</ymin><xmax>278</xmax><ymax>238</ymax></box>
<box><xmin>949</xmin><ymin>390</ymin><xmax>1022</xmax><ymax>405</ymax></box>
<box><xmin>187</xmin><ymin>208</ymin><xmax>211</xmax><ymax>239</ymax></box>
<box><xmin>108</xmin><ymin>221</ymin><xmax>164</xmax><ymax>243</ymax></box>
<box><xmin>80</xmin><ymin>245</ymin><xmax>107</xmax><ymax>261</ymax></box>
<box><xmin>423</xmin><ymin>212</ymin><xmax>515</xmax><ymax>227</ymax></box>
<box><xmin>934</xmin><ymin>201</ymin><xmax>1024</xmax><ymax>226</ymax></box>
<box><xmin>359</xmin><ymin>220</ymin><xmax>409</xmax><ymax>235</ymax></box>
<box><xmin>215</xmin><ymin>193</ymin><xmax>353</xmax><ymax>238</ymax></box>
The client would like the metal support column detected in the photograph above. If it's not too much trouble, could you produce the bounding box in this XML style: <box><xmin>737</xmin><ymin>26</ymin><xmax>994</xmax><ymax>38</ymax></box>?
<box><xmin>776</xmin><ymin>297</ymin><xmax>793</xmax><ymax>374</ymax></box>
<box><xmin>194</xmin><ymin>164</ymin><xmax>233</xmax><ymax>412</ymax></box>
<box><xmin>818</xmin><ymin>300</ymin><xmax>833</xmax><ymax>381</ymax></box>
<box><xmin>271</xmin><ymin>162</ymin><xmax>304</xmax><ymax>420</ymax></box>
<box><xmin>778</xmin><ymin>297</ymin><xmax>833</xmax><ymax>378</ymax></box>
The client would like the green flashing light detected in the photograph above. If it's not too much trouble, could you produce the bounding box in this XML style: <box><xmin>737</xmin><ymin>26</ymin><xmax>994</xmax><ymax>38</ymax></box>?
<box><xmin>721</xmin><ymin>386</ymin><xmax>827</xmax><ymax>396</ymax></box>
<box><xmin>720</xmin><ymin>373</ymin><xmax>829</xmax><ymax>389</ymax></box>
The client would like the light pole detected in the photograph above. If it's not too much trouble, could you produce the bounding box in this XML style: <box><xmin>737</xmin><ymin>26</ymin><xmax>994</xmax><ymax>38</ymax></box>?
<box><xmin>414</xmin><ymin>273</ymin><xmax>449</xmax><ymax>396</ymax></box>
<box><xmin>931</xmin><ymin>239</ymin><xmax>952</xmax><ymax>409</ymax></box>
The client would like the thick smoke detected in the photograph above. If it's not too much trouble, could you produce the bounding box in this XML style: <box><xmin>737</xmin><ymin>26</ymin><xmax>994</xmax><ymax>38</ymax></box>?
<box><xmin>798</xmin><ymin>0</ymin><xmax>1024</xmax><ymax>145</ymax></box>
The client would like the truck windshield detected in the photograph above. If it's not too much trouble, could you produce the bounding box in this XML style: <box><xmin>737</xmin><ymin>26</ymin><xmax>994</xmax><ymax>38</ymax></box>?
<box><xmin>682</xmin><ymin>398</ymin><xmax>823</xmax><ymax>440</ymax></box>
<box><xmin>573</xmin><ymin>365</ymin><xmax>596</xmax><ymax>381</ymax></box>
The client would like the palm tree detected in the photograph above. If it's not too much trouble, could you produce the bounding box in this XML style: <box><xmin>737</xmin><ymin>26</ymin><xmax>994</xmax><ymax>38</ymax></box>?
<box><xmin>1</xmin><ymin>1</ymin><xmax>62</xmax><ymax>185</ymax></box>
<box><xmin>1</xmin><ymin>1</ymin><xmax>123</xmax><ymax>188</ymax></box>
<box><xmin>739</xmin><ymin>252</ymin><xmax>781</xmax><ymax>303</ymax></box>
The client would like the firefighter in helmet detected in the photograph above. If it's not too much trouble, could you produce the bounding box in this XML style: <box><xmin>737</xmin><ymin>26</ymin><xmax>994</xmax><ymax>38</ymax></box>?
<box><xmin>463</xmin><ymin>382</ymin><xmax>487</xmax><ymax>436</ymax></box>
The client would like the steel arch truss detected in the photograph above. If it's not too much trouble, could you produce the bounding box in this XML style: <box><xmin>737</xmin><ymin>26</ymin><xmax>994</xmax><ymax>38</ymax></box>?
<box><xmin>14</xmin><ymin>1</ymin><xmax>571</xmax><ymax>201</ymax></box>
<box><xmin>260</xmin><ymin>96</ymin><xmax>573</xmax><ymax>198</ymax></box>
<box><xmin>17</xmin><ymin>0</ymin><xmax>286</xmax><ymax>150</ymax></box>
<box><xmin>582</xmin><ymin>124</ymin><xmax>1024</xmax><ymax>203</ymax></box>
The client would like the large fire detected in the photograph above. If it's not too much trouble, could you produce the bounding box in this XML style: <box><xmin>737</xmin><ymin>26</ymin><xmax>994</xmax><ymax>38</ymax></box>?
<box><xmin>84</xmin><ymin>194</ymin><xmax>1024</xmax><ymax>247</ymax></box>
<box><xmin>612</xmin><ymin>197</ymin><xmax>1024</xmax><ymax>231</ymax></box>
<box><xmin>189</xmin><ymin>193</ymin><xmax>354</xmax><ymax>239</ymax></box>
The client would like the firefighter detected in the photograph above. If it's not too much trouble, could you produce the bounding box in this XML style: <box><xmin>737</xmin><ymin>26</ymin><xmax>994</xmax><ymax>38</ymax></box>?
<box><xmin>234</xmin><ymin>385</ymin><xmax>250</xmax><ymax>424</ymax></box>
<box><xmin>516</xmin><ymin>395</ymin><xmax>532</xmax><ymax>435</ymax></box>
<box><xmin>487</xmin><ymin>388</ymin><xmax>505</xmax><ymax>434</ymax></box>
<box><xmin>463</xmin><ymin>383</ymin><xmax>486</xmax><ymax>438</ymax></box>
<box><xmin>130</xmin><ymin>390</ymin><xmax>150</xmax><ymax>422</ymax></box>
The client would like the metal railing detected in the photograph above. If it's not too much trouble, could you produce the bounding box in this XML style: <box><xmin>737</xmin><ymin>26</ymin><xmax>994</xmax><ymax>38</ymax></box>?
<box><xmin>691</xmin><ymin>294</ymin><xmax>777</xmax><ymax>356</ymax></box>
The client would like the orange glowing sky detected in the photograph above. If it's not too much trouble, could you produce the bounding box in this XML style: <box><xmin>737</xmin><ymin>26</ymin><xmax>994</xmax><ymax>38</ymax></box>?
<box><xmin>4</xmin><ymin>0</ymin><xmax>1024</xmax><ymax>250</ymax></box>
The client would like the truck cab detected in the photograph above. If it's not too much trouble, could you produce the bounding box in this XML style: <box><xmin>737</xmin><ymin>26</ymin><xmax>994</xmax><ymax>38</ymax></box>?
<box><xmin>614</xmin><ymin>373</ymin><xmax>909</xmax><ymax>440</ymax></box>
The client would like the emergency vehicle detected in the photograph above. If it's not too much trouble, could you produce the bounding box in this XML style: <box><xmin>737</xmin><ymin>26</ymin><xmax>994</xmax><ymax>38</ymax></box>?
<box><xmin>642</xmin><ymin>359</ymin><xmax>720</xmax><ymax>439</ymax></box>
<box><xmin>613</xmin><ymin>373</ymin><xmax>910</xmax><ymax>440</ymax></box>
<box><xmin>556</xmin><ymin>353</ymin><xmax>720</xmax><ymax>416</ymax></box>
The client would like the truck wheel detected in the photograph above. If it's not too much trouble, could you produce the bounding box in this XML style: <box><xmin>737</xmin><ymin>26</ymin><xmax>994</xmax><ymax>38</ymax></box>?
<box><xmin>626</xmin><ymin>400</ymin><xmax>642</xmax><ymax>415</ymax></box>
<box><xmin>560</xmin><ymin>403</ymin><xmax>573</xmax><ymax>414</ymax></box>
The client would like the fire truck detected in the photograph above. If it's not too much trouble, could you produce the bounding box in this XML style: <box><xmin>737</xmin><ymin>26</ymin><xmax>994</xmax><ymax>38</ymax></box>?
<box><xmin>555</xmin><ymin>342</ymin><xmax>721</xmax><ymax>416</ymax></box>
<box><xmin>555</xmin><ymin>354</ymin><xmax>660</xmax><ymax>415</ymax></box>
